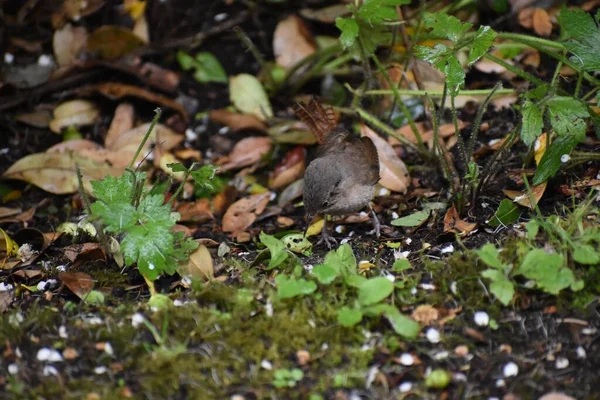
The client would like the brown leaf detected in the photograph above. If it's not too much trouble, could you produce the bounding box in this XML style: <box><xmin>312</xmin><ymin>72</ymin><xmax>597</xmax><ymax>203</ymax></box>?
<box><xmin>53</xmin><ymin>23</ymin><xmax>88</xmax><ymax>67</ymax></box>
<box><xmin>53</xmin><ymin>0</ymin><xmax>106</xmax><ymax>28</ymax></box>
<box><xmin>273</xmin><ymin>15</ymin><xmax>316</xmax><ymax>70</ymax></box>
<box><xmin>360</xmin><ymin>124</ymin><xmax>410</xmax><ymax>193</ymax></box>
<box><xmin>411</xmin><ymin>305</ymin><xmax>439</xmax><ymax>325</ymax></box>
<box><xmin>0</xmin><ymin>207</ymin><xmax>22</xmax><ymax>219</ymax></box>
<box><xmin>15</xmin><ymin>109</ymin><xmax>52</xmax><ymax>128</ymax></box>
<box><xmin>176</xmin><ymin>199</ymin><xmax>213</xmax><ymax>223</ymax></box>
<box><xmin>59</xmin><ymin>271</ymin><xmax>95</xmax><ymax>299</ymax></box>
<box><xmin>538</xmin><ymin>394</ymin><xmax>576</xmax><ymax>400</ymax></box>
<box><xmin>86</xmin><ymin>26</ymin><xmax>145</xmax><ymax>60</ymax></box>
<box><xmin>105</xmin><ymin>103</ymin><xmax>135</xmax><ymax>149</ymax></box>
<box><xmin>222</xmin><ymin>192</ymin><xmax>271</xmax><ymax>233</ymax></box>
<box><xmin>177</xmin><ymin>244</ymin><xmax>214</xmax><ymax>280</ymax></box>
<box><xmin>0</xmin><ymin>291</ymin><xmax>14</xmax><ymax>313</ymax></box>
<box><xmin>219</xmin><ymin>137</ymin><xmax>272</xmax><ymax>172</ymax></box>
<box><xmin>269</xmin><ymin>147</ymin><xmax>306</xmax><ymax>189</ymax></box>
<box><xmin>532</xmin><ymin>8</ymin><xmax>553</xmax><ymax>37</ymax></box>
<box><xmin>443</xmin><ymin>205</ymin><xmax>477</xmax><ymax>236</ymax></box>
<box><xmin>63</xmin><ymin>243</ymin><xmax>106</xmax><ymax>264</ymax></box>
<box><xmin>89</xmin><ymin>82</ymin><xmax>188</xmax><ymax>122</ymax></box>
<box><xmin>63</xmin><ymin>347</ymin><xmax>79</xmax><ymax>360</ymax></box>
<box><xmin>209</xmin><ymin>109</ymin><xmax>266</xmax><ymax>132</ymax></box>
<box><xmin>47</xmin><ymin>139</ymin><xmax>103</xmax><ymax>154</ymax></box>
<box><xmin>299</xmin><ymin>4</ymin><xmax>349</xmax><ymax>23</ymax></box>
<box><xmin>49</xmin><ymin>100</ymin><xmax>100</xmax><ymax>134</ymax></box>
<box><xmin>518</xmin><ymin>7</ymin><xmax>535</xmax><ymax>29</ymax></box>
<box><xmin>503</xmin><ymin>182</ymin><xmax>547</xmax><ymax>209</ymax></box>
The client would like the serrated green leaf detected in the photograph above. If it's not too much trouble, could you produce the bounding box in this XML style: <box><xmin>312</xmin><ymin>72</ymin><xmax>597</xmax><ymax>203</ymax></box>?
<box><xmin>573</xmin><ymin>244</ymin><xmax>600</xmax><ymax>265</ymax></box>
<box><xmin>337</xmin><ymin>307</ymin><xmax>363</xmax><ymax>327</ymax></box>
<box><xmin>190</xmin><ymin>165</ymin><xmax>217</xmax><ymax>191</ymax></box>
<box><xmin>547</xmin><ymin>96</ymin><xmax>589</xmax><ymax>140</ymax></box>
<box><xmin>259</xmin><ymin>232</ymin><xmax>288</xmax><ymax>269</ymax></box>
<box><xmin>90</xmin><ymin>201</ymin><xmax>138</xmax><ymax>233</ymax></box>
<box><xmin>121</xmin><ymin>222</ymin><xmax>176</xmax><ymax>280</ymax></box>
<box><xmin>358</xmin><ymin>277</ymin><xmax>394</xmax><ymax>306</ymax></box>
<box><xmin>358</xmin><ymin>1</ymin><xmax>397</xmax><ymax>25</ymax></box>
<box><xmin>533</xmin><ymin>134</ymin><xmax>580</xmax><ymax>185</ymax></box>
<box><xmin>91</xmin><ymin>173</ymin><xmax>137</xmax><ymax>204</ymax></box>
<box><xmin>476</xmin><ymin>244</ymin><xmax>504</xmax><ymax>269</ymax></box>
<box><xmin>312</xmin><ymin>264</ymin><xmax>338</xmax><ymax>284</ymax></box>
<box><xmin>423</xmin><ymin>12</ymin><xmax>472</xmax><ymax>43</ymax></box>
<box><xmin>275</xmin><ymin>275</ymin><xmax>317</xmax><ymax>299</ymax></box>
<box><xmin>443</xmin><ymin>55</ymin><xmax>465</xmax><ymax>96</ymax></box>
<box><xmin>468</xmin><ymin>26</ymin><xmax>497</xmax><ymax>65</ymax></box>
<box><xmin>336</xmin><ymin>17</ymin><xmax>359</xmax><ymax>49</ymax></box>
<box><xmin>414</xmin><ymin>43</ymin><xmax>450</xmax><ymax>65</ymax></box>
<box><xmin>521</xmin><ymin>100</ymin><xmax>543</xmax><ymax>146</ymax></box>
<box><xmin>391</xmin><ymin>210</ymin><xmax>429</xmax><ymax>227</ymax></box>
<box><xmin>559</xmin><ymin>9</ymin><xmax>600</xmax><ymax>71</ymax></box>
<box><xmin>488</xmin><ymin>198</ymin><xmax>521</xmax><ymax>227</ymax></box>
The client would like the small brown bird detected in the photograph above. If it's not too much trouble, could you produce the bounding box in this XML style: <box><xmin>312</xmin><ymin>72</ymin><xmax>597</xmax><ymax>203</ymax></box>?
<box><xmin>294</xmin><ymin>98</ymin><xmax>381</xmax><ymax>247</ymax></box>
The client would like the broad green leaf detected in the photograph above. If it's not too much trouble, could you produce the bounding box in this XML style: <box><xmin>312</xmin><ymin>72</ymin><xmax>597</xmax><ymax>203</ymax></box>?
<box><xmin>344</xmin><ymin>274</ymin><xmax>367</xmax><ymax>288</ymax></box>
<box><xmin>391</xmin><ymin>210</ymin><xmax>429</xmax><ymax>227</ymax></box>
<box><xmin>275</xmin><ymin>275</ymin><xmax>317</xmax><ymax>299</ymax></box>
<box><xmin>533</xmin><ymin>134</ymin><xmax>580</xmax><ymax>185</ymax></box>
<box><xmin>573</xmin><ymin>244</ymin><xmax>600</xmax><ymax>265</ymax></box>
<box><xmin>337</xmin><ymin>307</ymin><xmax>363</xmax><ymax>327</ymax></box>
<box><xmin>282</xmin><ymin>234</ymin><xmax>312</xmax><ymax>256</ymax></box>
<box><xmin>517</xmin><ymin>249</ymin><xmax>580</xmax><ymax>294</ymax></box>
<box><xmin>425</xmin><ymin>369</ymin><xmax>451</xmax><ymax>389</ymax></box>
<box><xmin>476</xmin><ymin>244</ymin><xmax>504</xmax><ymax>269</ymax></box>
<box><xmin>423</xmin><ymin>12</ymin><xmax>472</xmax><ymax>43</ymax></box>
<box><xmin>363</xmin><ymin>304</ymin><xmax>420</xmax><ymax>338</ymax></box>
<box><xmin>525</xmin><ymin>220</ymin><xmax>539</xmax><ymax>240</ymax></box>
<box><xmin>189</xmin><ymin>165</ymin><xmax>217</xmax><ymax>191</ymax></box>
<box><xmin>559</xmin><ymin>9</ymin><xmax>600</xmax><ymax>71</ymax></box>
<box><xmin>358</xmin><ymin>277</ymin><xmax>394</xmax><ymax>306</ymax></box>
<box><xmin>488</xmin><ymin>198</ymin><xmax>521</xmax><ymax>228</ymax></box>
<box><xmin>90</xmin><ymin>201</ymin><xmax>137</xmax><ymax>233</ymax></box>
<box><xmin>443</xmin><ymin>55</ymin><xmax>465</xmax><ymax>96</ymax></box>
<box><xmin>229</xmin><ymin>74</ymin><xmax>273</xmax><ymax>121</ymax></box>
<box><xmin>121</xmin><ymin>222</ymin><xmax>176</xmax><ymax>280</ymax></box>
<box><xmin>335</xmin><ymin>18</ymin><xmax>359</xmax><ymax>49</ymax></box>
<box><xmin>259</xmin><ymin>232</ymin><xmax>288</xmax><ymax>269</ymax></box>
<box><xmin>392</xmin><ymin>258</ymin><xmax>411</xmax><ymax>272</ymax></box>
<box><xmin>90</xmin><ymin>173</ymin><xmax>137</xmax><ymax>204</ymax></box>
<box><xmin>413</xmin><ymin>43</ymin><xmax>449</xmax><ymax>65</ymax></box>
<box><xmin>357</xmin><ymin>1</ymin><xmax>398</xmax><ymax>25</ymax></box>
<box><xmin>468</xmin><ymin>26</ymin><xmax>497</xmax><ymax>65</ymax></box>
<box><xmin>489</xmin><ymin>278</ymin><xmax>514</xmax><ymax>305</ymax></box>
<box><xmin>312</xmin><ymin>264</ymin><xmax>338</xmax><ymax>284</ymax></box>
<box><xmin>177</xmin><ymin>51</ymin><xmax>227</xmax><ymax>84</ymax></box>
<box><xmin>547</xmin><ymin>96</ymin><xmax>589</xmax><ymax>140</ymax></box>
<box><xmin>520</xmin><ymin>100</ymin><xmax>543</xmax><ymax>146</ymax></box>
<box><xmin>322</xmin><ymin>243</ymin><xmax>357</xmax><ymax>277</ymax></box>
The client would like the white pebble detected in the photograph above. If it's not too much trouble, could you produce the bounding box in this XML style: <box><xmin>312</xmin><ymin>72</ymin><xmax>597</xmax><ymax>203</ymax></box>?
<box><xmin>392</xmin><ymin>211</ymin><xmax>399</xmax><ymax>219</ymax></box>
<box><xmin>432</xmin><ymin>350</ymin><xmax>449</xmax><ymax>360</ymax></box>
<box><xmin>560</xmin><ymin>154</ymin><xmax>570</xmax><ymax>163</ymax></box>
<box><xmin>576</xmin><ymin>346</ymin><xmax>586</xmax><ymax>359</ymax></box>
<box><xmin>173</xmin><ymin>299</ymin><xmax>184</xmax><ymax>307</ymax></box>
<box><xmin>450</xmin><ymin>281</ymin><xmax>458</xmax><ymax>295</ymax></box>
<box><xmin>185</xmin><ymin>128</ymin><xmax>198</xmax><ymax>142</ymax></box>
<box><xmin>8</xmin><ymin>363</ymin><xmax>18</xmax><ymax>375</ymax></box>
<box><xmin>359</xmin><ymin>211</ymin><xmax>368</xmax><ymax>217</ymax></box>
<box><xmin>378</xmin><ymin>187</ymin><xmax>390</xmax><ymax>196</ymax></box>
<box><xmin>37</xmin><ymin>281</ymin><xmax>48</xmax><ymax>291</ymax></box>
<box><xmin>582</xmin><ymin>327</ymin><xmax>597</xmax><ymax>335</ymax></box>
<box><xmin>452</xmin><ymin>372</ymin><xmax>467</xmax><ymax>382</ymax></box>
<box><xmin>42</xmin><ymin>365</ymin><xmax>58</xmax><ymax>376</ymax></box>
<box><xmin>9</xmin><ymin>312</ymin><xmax>23</xmax><ymax>326</ymax></box>
<box><xmin>104</xmin><ymin>342</ymin><xmax>114</xmax><ymax>356</ymax></box>
<box><xmin>131</xmin><ymin>312</ymin><xmax>145</xmax><ymax>328</ymax></box>
<box><xmin>94</xmin><ymin>366</ymin><xmax>107</xmax><ymax>374</ymax></box>
<box><xmin>214</xmin><ymin>13</ymin><xmax>228</xmax><ymax>22</ymax></box>
<box><xmin>269</xmin><ymin>192</ymin><xmax>277</xmax><ymax>201</ymax></box>
<box><xmin>0</xmin><ymin>282</ymin><xmax>14</xmax><ymax>291</ymax></box>
<box><xmin>260</xmin><ymin>359</ymin><xmax>272</xmax><ymax>370</ymax></box>
<box><xmin>440</xmin><ymin>244</ymin><xmax>454</xmax><ymax>254</ymax></box>
<box><xmin>384</xmin><ymin>273</ymin><xmax>395</xmax><ymax>282</ymax></box>
<box><xmin>264</xmin><ymin>301</ymin><xmax>273</xmax><ymax>317</ymax></box>
<box><xmin>335</xmin><ymin>225</ymin><xmax>344</xmax><ymax>233</ymax></box>
<box><xmin>37</xmin><ymin>54</ymin><xmax>53</xmax><ymax>66</ymax></box>
<box><xmin>56</xmin><ymin>265</ymin><xmax>67</xmax><ymax>272</ymax></box>
<box><xmin>399</xmin><ymin>382</ymin><xmax>412</xmax><ymax>392</ymax></box>
<box><xmin>555</xmin><ymin>357</ymin><xmax>569</xmax><ymax>369</ymax></box>
<box><xmin>58</xmin><ymin>326</ymin><xmax>68</xmax><ymax>339</ymax></box>
<box><xmin>495</xmin><ymin>379</ymin><xmax>506</xmax><ymax>387</ymax></box>
<box><xmin>181</xmin><ymin>276</ymin><xmax>192</xmax><ymax>286</ymax></box>
<box><xmin>426</xmin><ymin>328</ymin><xmax>441</xmax><ymax>344</ymax></box>
<box><xmin>419</xmin><ymin>283</ymin><xmax>436</xmax><ymax>291</ymax></box>
<box><xmin>534</xmin><ymin>138</ymin><xmax>542</xmax><ymax>151</ymax></box>
<box><xmin>83</xmin><ymin>316</ymin><xmax>103</xmax><ymax>325</ymax></box>
<box><xmin>218</xmin><ymin>126</ymin><xmax>230</xmax><ymax>135</ymax></box>
<box><xmin>405</xmin><ymin>238</ymin><xmax>412</xmax><ymax>245</ymax></box>
<box><xmin>399</xmin><ymin>353</ymin><xmax>414</xmax><ymax>366</ymax></box>
<box><xmin>4</xmin><ymin>52</ymin><xmax>14</xmax><ymax>64</ymax></box>
<box><xmin>37</xmin><ymin>348</ymin><xmax>63</xmax><ymax>363</ymax></box>
<box><xmin>474</xmin><ymin>311</ymin><xmax>490</xmax><ymax>327</ymax></box>
<box><xmin>502</xmin><ymin>361</ymin><xmax>519</xmax><ymax>377</ymax></box>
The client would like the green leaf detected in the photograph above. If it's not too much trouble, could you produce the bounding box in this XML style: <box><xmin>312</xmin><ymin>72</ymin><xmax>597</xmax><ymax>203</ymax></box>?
<box><xmin>392</xmin><ymin>258</ymin><xmax>411</xmax><ymax>272</ymax></box>
<box><xmin>468</xmin><ymin>26</ymin><xmax>497</xmax><ymax>65</ymax></box>
<box><xmin>533</xmin><ymin>134</ymin><xmax>580</xmax><ymax>185</ymax></box>
<box><xmin>90</xmin><ymin>201</ymin><xmax>137</xmax><ymax>233</ymax></box>
<box><xmin>229</xmin><ymin>74</ymin><xmax>273</xmax><ymax>121</ymax></box>
<box><xmin>391</xmin><ymin>210</ymin><xmax>429</xmax><ymax>227</ymax></box>
<box><xmin>344</xmin><ymin>274</ymin><xmax>367</xmax><ymax>288</ymax></box>
<box><xmin>83</xmin><ymin>290</ymin><xmax>105</xmax><ymax>305</ymax></box>
<box><xmin>358</xmin><ymin>277</ymin><xmax>394</xmax><ymax>306</ymax></box>
<box><xmin>476</xmin><ymin>244</ymin><xmax>504</xmax><ymax>269</ymax></box>
<box><xmin>337</xmin><ymin>307</ymin><xmax>363</xmax><ymax>327</ymax></box>
<box><xmin>489</xmin><ymin>278</ymin><xmax>515</xmax><ymax>305</ymax></box>
<box><xmin>488</xmin><ymin>198</ymin><xmax>521</xmax><ymax>228</ymax></box>
<box><xmin>547</xmin><ymin>96</ymin><xmax>589</xmax><ymax>140</ymax></box>
<box><xmin>121</xmin><ymin>222</ymin><xmax>176</xmax><ymax>280</ymax></box>
<box><xmin>517</xmin><ymin>249</ymin><xmax>579</xmax><ymax>294</ymax></box>
<box><xmin>335</xmin><ymin>18</ymin><xmax>359</xmax><ymax>49</ymax></box>
<box><xmin>520</xmin><ymin>100</ymin><xmax>543</xmax><ymax>146</ymax></box>
<box><xmin>312</xmin><ymin>264</ymin><xmax>338</xmax><ymax>284</ymax></box>
<box><xmin>259</xmin><ymin>232</ymin><xmax>288</xmax><ymax>269</ymax></box>
<box><xmin>559</xmin><ymin>9</ymin><xmax>600</xmax><ymax>71</ymax></box>
<box><xmin>413</xmin><ymin>43</ymin><xmax>450</xmax><ymax>65</ymax></box>
<box><xmin>177</xmin><ymin>51</ymin><xmax>227</xmax><ymax>83</ymax></box>
<box><xmin>357</xmin><ymin>1</ymin><xmax>398</xmax><ymax>25</ymax></box>
<box><xmin>91</xmin><ymin>173</ymin><xmax>137</xmax><ymax>204</ymax></box>
<box><xmin>425</xmin><ymin>369</ymin><xmax>451</xmax><ymax>389</ymax></box>
<box><xmin>423</xmin><ymin>12</ymin><xmax>472</xmax><ymax>43</ymax></box>
<box><xmin>525</xmin><ymin>220</ymin><xmax>539</xmax><ymax>240</ymax></box>
<box><xmin>443</xmin><ymin>55</ymin><xmax>466</xmax><ymax>96</ymax></box>
<box><xmin>190</xmin><ymin>165</ymin><xmax>217</xmax><ymax>191</ymax></box>
<box><xmin>322</xmin><ymin>243</ymin><xmax>357</xmax><ymax>277</ymax></box>
<box><xmin>281</xmin><ymin>234</ymin><xmax>312</xmax><ymax>256</ymax></box>
<box><xmin>275</xmin><ymin>275</ymin><xmax>317</xmax><ymax>299</ymax></box>
<box><xmin>573</xmin><ymin>244</ymin><xmax>600</xmax><ymax>265</ymax></box>
<box><xmin>363</xmin><ymin>304</ymin><xmax>420</xmax><ymax>338</ymax></box>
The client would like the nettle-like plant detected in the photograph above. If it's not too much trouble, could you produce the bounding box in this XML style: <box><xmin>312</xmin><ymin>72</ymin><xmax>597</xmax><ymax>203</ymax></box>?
<box><xmin>82</xmin><ymin>109</ymin><xmax>216</xmax><ymax>294</ymax></box>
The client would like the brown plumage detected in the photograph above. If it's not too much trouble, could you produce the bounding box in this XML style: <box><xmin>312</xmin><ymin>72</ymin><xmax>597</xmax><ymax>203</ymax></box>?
<box><xmin>294</xmin><ymin>98</ymin><xmax>381</xmax><ymax>247</ymax></box>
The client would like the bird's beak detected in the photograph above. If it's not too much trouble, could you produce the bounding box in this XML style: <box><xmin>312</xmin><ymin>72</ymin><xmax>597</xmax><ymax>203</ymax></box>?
<box><xmin>304</xmin><ymin>213</ymin><xmax>315</xmax><ymax>237</ymax></box>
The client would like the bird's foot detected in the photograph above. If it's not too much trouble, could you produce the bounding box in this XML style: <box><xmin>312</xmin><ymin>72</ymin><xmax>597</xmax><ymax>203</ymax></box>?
<box><xmin>316</xmin><ymin>230</ymin><xmax>338</xmax><ymax>248</ymax></box>
<box><xmin>368</xmin><ymin>206</ymin><xmax>382</xmax><ymax>238</ymax></box>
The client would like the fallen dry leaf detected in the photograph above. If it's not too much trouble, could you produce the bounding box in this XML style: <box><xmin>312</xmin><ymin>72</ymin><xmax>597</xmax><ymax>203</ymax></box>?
<box><xmin>52</xmin><ymin>0</ymin><xmax>106</xmax><ymax>28</ymax></box>
<box><xmin>269</xmin><ymin>147</ymin><xmax>306</xmax><ymax>189</ymax></box>
<box><xmin>360</xmin><ymin>124</ymin><xmax>410</xmax><ymax>193</ymax></box>
<box><xmin>59</xmin><ymin>271</ymin><xmax>95</xmax><ymax>300</ymax></box>
<box><xmin>0</xmin><ymin>207</ymin><xmax>22</xmax><ymax>219</ymax></box>
<box><xmin>63</xmin><ymin>243</ymin><xmax>106</xmax><ymax>264</ymax></box>
<box><xmin>176</xmin><ymin>199</ymin><xmax>213</xmax><ymax>223</ymax></box>
<box><xmin>411</xmin><ymin>305</ymin><xmax>439</xmax><ymax>325</ymax></box>
<box><xmin>299</xmin><ymin>4</ymin><xmax>349</xmax><ymax>23</ymax></box>
<box><xmin>47</xmin><ymin>139</ymin><xmax>103</xmax><ymax>154</ymax></box>
<box><xmin>532</xmin><ymin>8</ymin><xmax>553</xmax><ymax>37</ymax></box>
<box><xmin>209</xmin><ymin>109</ymin><xmax>266</xmax><ymax>132</ymax></box>
<box><xmin>219</xmin><ymin>136</ymin><xmax>272</xmax><ymax>172</ymax></box>
<box><xmin>222</xmin><ymin>192</ymin><xmax>271</xmax><ymax>234</ymax></box>
<box><xmin>53</xmin><ymin>23</ymin><xmax>88</xmax><ymax>67</ymax></box>
<box><xmin>86</xmin><ymin>25</ymin><xmax>145</xmax><ymax>60</ymax></box>
<box><xmin>15</xmin><ymin>109</ymin><xmax>52</xmax><ymax>128</ymax></box>
<box><xmin>504</xmin><ymin>182</ymin><xmax>547</xmax><ymax>209</ymax></box>
<box><xmin>229</xmin><ymin>74</ymin><xmax>273</xmax><ymax>121</ymax></box>
<box><xmin>534</xmin><ymin>133</ymin><xmax>547</xmax><ymax>165</ymax></box>
<box><xmin>105</xmin><ymin>103</ymin><xmax>135</xmax><ymax>149</ymax></box>
<box><xmin>273</xmin><ymin>15</ymin><xmax>316</xmax><ymax>70</ymax></box>
<box><xmin>518</xmin><ymin>7</ymin><xmax>535</xmax><ymax>29</ymax></box>
<box><xmin>177</xmin><ymin>244</ymin><xmax>214</xmax><ymax>280</ymax></box>
<box><xmin>49</xmin><ymin>100</ymin><xmax>100</xmax><ymax>134</ymax></box>
<box><xmin>444</xmin><ymin>205</ymin><xmax>477</xmax><ymax>236</ymax></box>
<box><xmin>538</xmin><ymin>394</ymin><xmax>576</xmax><ymax>400</ymax></box>
<box><xmin>0</xmin><ymin>291</ymin><xmax>14</xmax><ymax>313</ymax></box>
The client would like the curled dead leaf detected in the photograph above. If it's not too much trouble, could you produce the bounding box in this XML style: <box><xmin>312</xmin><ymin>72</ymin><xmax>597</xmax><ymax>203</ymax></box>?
<box><xmin>176</xmin><ymin>199</ymin><xmax>213</xmax><ymax>223</ymax></box>
<box><xmin>105</xmin><ymin>103</ymin><xmax>135</xmax><ymax>149</ymax></box>
<box><xmin>86</xmin><ymin>25</ymin><xmax>145</xmax><ymax>60</ymax></box>
<box><xmin>443</xmin><ymin>205</ymin><xmax>477</xmax><ymax>236</ymax></box>
<box><xmin>532</xmin><ymin>8</ymin><xmax>553</xmax><ymax>37</ymax></box>
<box><xmin>209</xmin><ymin>109</ymin><xmax>266</xmax><ymax>132</ymax></box>
<box><xmin>222</xmin><ymin>192</ymin><xmax>271</xmax><ymax>234</ymax></box>
<box><xmin>269</xmin><ymin>147</ymin><xmax>306</xmax><ymax>189</ymax></box>
<box><xmin>177</xmin><ymin>244</ymin><xmax>214</xmax><ymax>280</ymax></box>
<box><xmin>503</xmin><ymin>182</ymin><xmax>547</xmax><ymax>209</ymax></box>
<box><xmin>273</xmin><ymin>15</ymin><xmax>316</xmax><ymax>70</ymax></box>
<box><xmin>219</xmin><ymin>136</ymin><xmax>272</xmax><ymax>172</ymax></box>
<box><xmin>53</xmin><ymin>23</ymin><xmax>88</xmax><ymax>67</ymax></box>
<box><xmin>360</xmin><ymin>124</ymin><xmax>410</xmax><ymax>193</ymax></box>
<box><xmin>49</xmin><ymin>100</ymin><xmax>100</xmax><ymax>134</ymax></box>
<box><xmin>58</xmin><ymin>271</ymin><xmax>95</xmax><ymax>300</ymax></box>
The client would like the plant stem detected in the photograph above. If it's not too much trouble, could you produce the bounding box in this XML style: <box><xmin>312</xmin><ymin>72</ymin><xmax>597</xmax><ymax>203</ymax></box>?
<box><xmin>483</xmin><ymin>53</ymin><xmax>545</xmax><ymax>86</ymax></box>
<box><xmin>371</xmin><ymin>53</ymin><xmax>426</xmax><ymax>148</ymax></box>
<box><xmin>129</xmin><ymin>108</ymin><xmax>162</xmax><ymax>169</ymax></box>
<box><xmin>167</xmin><ymin>163</ymin><xmax>197</xmax><ymax>205</ymax></box>
<box><xmin>362</xmin><ymin>88</ymin><xmax>516</xmax><ymax>97</ymax></box>
<box><xmin>497</xmin><ymin>32</ymin><xmax>565</xmax><ymax>50</ymax></box>
<box><xmin>234</xmin><ymin>26</ymin><xmax>276</xmax><ymax>90</ymax></box>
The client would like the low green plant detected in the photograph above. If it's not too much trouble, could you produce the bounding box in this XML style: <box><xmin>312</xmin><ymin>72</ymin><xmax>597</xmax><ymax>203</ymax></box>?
<box><xmin>272</xmin><ymin>368</ymin><xmax>304</xmax><ymax>389</ymax></box>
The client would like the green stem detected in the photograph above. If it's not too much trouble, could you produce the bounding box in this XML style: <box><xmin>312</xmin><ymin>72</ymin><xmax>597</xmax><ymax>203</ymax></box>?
<box><xmin>484</xmin><ymin>53</ymin><xmax>545</xmax><ymax>86</ymax></box>
<box><xmin>234</xmin><ymin>26</ymin><xmax>276</xmax><ymax>91</ymax></box>
<box><xmin>129</xmin><ymin>108</ymin><xmax>162</xmax><ymax>169</ymax></box>
<box><xmin>362</xmin><ymin>88</ymin><xmax>516</xmax><ymax>97</ymax></box>
<box><xmin>371</xmin><ymin>53</ymin><xmax>425</xmax><ymax>149</ymax></box>
<box><xmin>167</xmin><ymin>163</ymin><xmax>197</xmax><ymax>205</ymax></box>
<box><xmin>497</xmin><ymin>32</ymin><xmax>565</xmax><ymax>50</ymax></box>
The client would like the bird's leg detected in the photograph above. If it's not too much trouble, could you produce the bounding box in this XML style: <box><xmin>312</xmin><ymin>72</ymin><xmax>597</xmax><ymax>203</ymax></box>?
<box><xmin>367</xmin><ymin>204</ymin><xmax>381</xmax><ymax>237</ymax></box>
<box><xmin>316</xmin><ymin>215</ymin><xmax>337</xmax><ymax>248</ymax></box>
